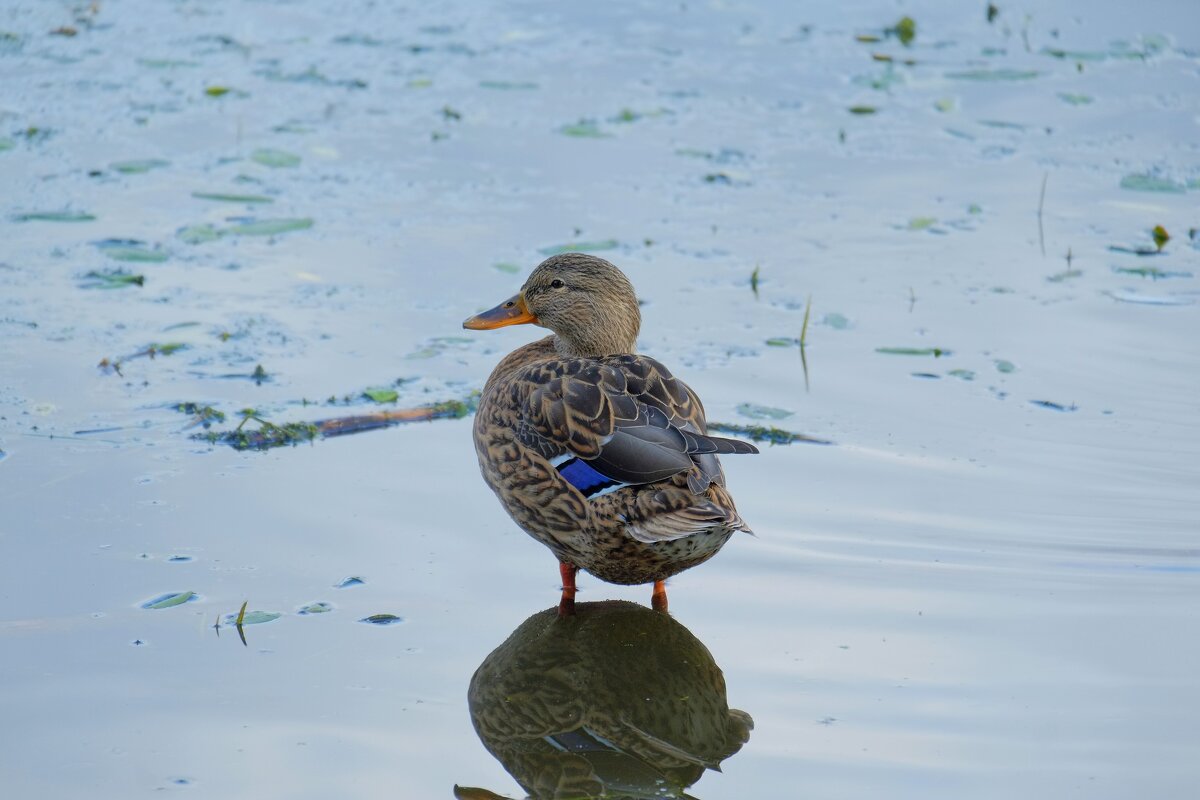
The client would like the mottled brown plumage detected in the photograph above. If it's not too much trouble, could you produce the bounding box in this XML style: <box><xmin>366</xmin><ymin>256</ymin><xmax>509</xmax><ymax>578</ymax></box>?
<box><xmin>464</xmin><ymin>254</ymin><xmax>756</xmax><ymax>600</ymax></box>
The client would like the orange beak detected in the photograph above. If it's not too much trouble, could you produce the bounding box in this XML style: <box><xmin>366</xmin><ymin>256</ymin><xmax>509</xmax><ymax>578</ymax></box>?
<box><xmin>462</xmin><ymin>293</ymin><xmax>538</xmax><ymax>330</ymax></box>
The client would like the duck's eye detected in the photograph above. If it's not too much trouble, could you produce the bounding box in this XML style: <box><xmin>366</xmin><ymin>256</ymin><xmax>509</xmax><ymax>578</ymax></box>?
<box><xmin>550</xmin><ymin>279</ymin><xmax>565</xmax><ymax>289</ymax></box>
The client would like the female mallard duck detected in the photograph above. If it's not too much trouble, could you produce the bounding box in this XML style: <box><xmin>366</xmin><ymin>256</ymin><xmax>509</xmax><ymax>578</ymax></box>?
<box><xmin>463</xmin><ymin>253</ymin><xmax>756</xmax><ymax>612</ymax></box>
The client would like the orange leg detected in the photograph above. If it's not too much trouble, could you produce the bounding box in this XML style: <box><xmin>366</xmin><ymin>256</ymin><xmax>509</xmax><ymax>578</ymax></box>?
<box><xmin>558</xmin><ymin>561</ymin><xmax>579</xmax><ymax>617</ymax></box>
<box><xmin>651</xmin><ymin>579</ymin><xmax>668</xmax><ymax>613</ymax></box>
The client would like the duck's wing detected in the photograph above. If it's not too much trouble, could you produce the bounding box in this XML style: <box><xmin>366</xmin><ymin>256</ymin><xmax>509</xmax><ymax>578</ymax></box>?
<box><xmin>510</xmin><ymin>354</ymin><xmax>756</xmax><ymax>498</ymax></box>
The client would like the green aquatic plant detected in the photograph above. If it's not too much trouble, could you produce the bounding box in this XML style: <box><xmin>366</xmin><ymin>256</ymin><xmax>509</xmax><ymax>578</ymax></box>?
<box><xmin>79</xmin><ymin>269</ymin><xmax>144</xmax><ymax>289</ymax></box>
<box><xmin>876</xmin><ymin>346</ymin><xmax>952</xmax><ymax>357</ymax></box>
<box><xmin>707</xmin><ymin>422</ymin><xmax>832</xmax><ymax>446</ymax></box>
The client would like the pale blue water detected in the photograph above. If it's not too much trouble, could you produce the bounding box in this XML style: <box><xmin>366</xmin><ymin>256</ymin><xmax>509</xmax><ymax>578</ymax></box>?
<box><xmin>2</xmin><ymin>1</ymin><xmax>1198</xmax><ymax>798</ymax></box>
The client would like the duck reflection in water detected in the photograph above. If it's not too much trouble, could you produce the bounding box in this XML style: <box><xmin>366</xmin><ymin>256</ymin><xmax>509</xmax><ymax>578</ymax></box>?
<box><xmin>455</xmin><ymin>601</ymin><xmax>752</xmax><ymax>800</ymax></box>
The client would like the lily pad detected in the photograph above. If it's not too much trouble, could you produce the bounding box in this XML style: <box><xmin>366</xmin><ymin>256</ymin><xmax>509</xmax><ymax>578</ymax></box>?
<box><xmin>298</xmin><ymin>602</ymin><xmax>333</xmax><ymax>615</ymax></box>
<box><xmin>1119</xmin><ymin>174</ymin><xmax>1186</xmax><ymax>193</ymax></box>
<box><xmin>736</xmin><ymin>403</ymin><xmax>794</xmax><ymax>420</ymax></box>
<box><xmin>538</xmin><ymin>240</ymin><xmax>619</xmax><ymax>256</ymax></box>
<box><xmin>251</xmin><ymin>148</ymin><xmax>301</xmax><ymax>168</ymax></box>
<box><xmin>359</xmin><ymin>613</ymin><xmax>404</xmax><ymax>626</ymax></box>
<box><xmin>225</xmin><ymin>217</ymin><xmax>313</xmax><ymax>236</ymax></box>
<box><xmin>876</xmin><ymin>346</ymin><xmax>952</xmax><ymax>357</ymax></box>
<box><xmin>192</xmin><ymin>191</ymin><xmax>274</xmax><ymax>204</ymax></box>
<box><xmin>142</xmin><ymin>591</ymin><xmax>196</xmax><ymax>609</ymax></box>
<box><xmin>223</xmin><ymin>610</ymin><xmax>281</xmax><ymax>625</ymax></box>
<box><xmin>363</xmin><ymin>388</ymin><xmax>399</xmax><ymax>403</ymax></box>
<box><xmin>111</xmin><ymin>158</ymin><xmax>169</xmax><ymax>174</ymax></box>
<box><xmin>13</xmin><ymin>211</ymin><xmax>95</xmax><ymax>222</ymax></box>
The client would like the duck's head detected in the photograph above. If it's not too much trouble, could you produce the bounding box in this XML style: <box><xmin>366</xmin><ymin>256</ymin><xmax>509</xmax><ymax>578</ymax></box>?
<box><xmin>463</xmin><ymin>253</ymin><xmax>641</xmax><ymax>358</ymax></box>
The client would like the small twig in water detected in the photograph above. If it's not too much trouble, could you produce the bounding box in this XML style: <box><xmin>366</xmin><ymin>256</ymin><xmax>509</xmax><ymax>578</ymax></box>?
<box><xmin>1037</xmin><ymin>172</ymin><xmax>1048</xmax><ymax>257</ymax></box>
<box><xmin>799</xmin><ymin>295</ymin><xmax>812</xmax><ymax>393</ymax></box>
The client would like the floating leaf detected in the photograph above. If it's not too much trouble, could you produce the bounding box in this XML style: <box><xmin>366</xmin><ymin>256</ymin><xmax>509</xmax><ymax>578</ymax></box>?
<box><xmin>876</xmin><ymin>346</ymin><xmax>952</xmax><ymax>357</ymax></box>
<box><xmin>142</xmin><ymin>591</ymin><xmax>196</xmax><ymax>609</ymax></box>
<box><xmin>559</xmin><ymin>120</ymin><xmax>610</xmax><ymax>138</ymax></box>
<box><xmin>359</xmin><ymin>613</ymin><xmax>404</xmax><ymax>626</ymax></box>
<box><xmin>79</xmin><ymin>269</ymin><xmax>145</xmax><ymax>289</ymax></box>
<box><xmin>176</xmin><ymin>223</ymin><xmax>224</xmax><ymax>244</ymax></box>
<box><xmin>223</xmin><ymin>610</ymin><xmax>281</xmax><ymax>625</ymax></box>
<box><xmin>1113</xmin><ymin>265</ymin><xmax>1192</xmax><ymax>279</ymax></box>
<box><xmin>736</xmin><ymin>403</ymin><xmax>794</xmax><ymax>420</ymax></box>
<box><xmin>225</xmin><ymin>217</ymin><xmax>313</xmax><ymax>236</ymax></box>
<box><xmin>251</xmin><ymin>148</ymin><xmax>301</xmax><ymax>168</ymax></box>
<box><xmin>890</xmin><ymin>16</ymin><xmax>916</xmax><ymax>46</ymax></box>
<box><xmin>708</xmin><ymin>422</ymin><xmax>832</xmax><ymax>446</ymax></box>
<box><xmin>1107</xmin><ymin>244</ymin><xmax>1160</xmax><ymax>256</ymax></box>
<box><xmin>933</xmin><ymin>98</ymin><xmax>956</xmax><ymax>113</ymax></box>
<box><xmin>363</xmin><ymin>388</ymin><xmax>399</xmax><ymax>403</ymax></box>
<box><xmin>96</xmin><ymin>240</ymin><xmax>168</xmax><ymax>262</ymax></box>
<box><xmin>848</xmin><ymin>105</ymin><xmax>877</xmax><ymax>115</ymax></box>
<box><xmin>1046</xmin><ymin>269</ymin><xmax>1083</xmax><ymax>282</ymax></box>
<box><xmin>822</xmin><ymin>312</ymin><xmax>850</xmax><ymax>329</ymax></box>
<box><xmin>994</xmin><ymin>359</ymin><xmax>1016</xmax><ymax>373</ymax></box>
<box><xmin>191</xmin><ymin>191</ymin><xmax>274</xmax><ymax>204</ymax></box>
<box><xmin>1057</xmin><ymin>92</ymin><xmax>1093</xmax><ymax>106</ymax></box>
<box><xmin>13</xmin><ymin>210</ymin><xmax>95</xmax><ymax>222</ymax></box>
<box><xmin>1104</xmin><ymin>289</ymin><xmax>1195</xmax><ymax>305</ymax></box>
<box><xmin>298</xmin><ymin>602</ymin><xmax>333</xmax><ymax>615</ymax></box>
<box><xmin>765</xmin><ymin>337</ymin><xmax>798</xmax><ymax>347</ymax></box>
<box><xmin>205</xmin><ymin>85</ymin><xmax>232</xmax><ymax>97</ymax></box>
<box><xmin>111</xmin><ymin>158</ymin><xmax>169</xmax><ymax>174</ymax></box>
<box><xmin>1119</xmin><ymin>174</ymin><xmax>1186</xmax><ymax>193</ymax></box>
<box><xmin>480</xmin><ymin>80</ymin><xmax>538</xmax><ymax>90</ymax></box>
<box><xmin>1030</xmin><ymin>400</ymin><xmax>1076</xmax><ymax>412</ymax></box>
<box><xmin>1151</xmin><ymin>225</ymin><xmax>1170</xmax><ymax>251</ymax></box>
<box><xmin>538</xmin><ymin>239</ymin><xmax>619</xmax><ymax>256</ymax></box>
<box><xmin>946</xmin><ymin>69</ymin><xmax>1040</xmax><ymax>81</ymax></box>
<box><xmin>907</xmin><ymin>216</ymin><xmax>937</xmax><ymax>230</ymax></box>
<box><xmin>336</xmin><ymin>576</ymin><xmax>365</xmax><ymax>589</ymax></box>
<box><xmin>947</xmin><ymin>369</ymin><xmax>976</xmax><ymax>381</ymax></box>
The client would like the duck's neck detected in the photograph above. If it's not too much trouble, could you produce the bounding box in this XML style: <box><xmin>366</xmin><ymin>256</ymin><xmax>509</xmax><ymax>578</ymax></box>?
<box><xmin>551</xmin><ymin>305</ymin><xmax>640</xmax><ymax>358</ymax></box>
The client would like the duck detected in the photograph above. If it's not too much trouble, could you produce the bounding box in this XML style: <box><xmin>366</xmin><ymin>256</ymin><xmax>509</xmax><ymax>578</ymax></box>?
<box><xmin>463</xmin><ymin>253</ymin><xmax>757</xmax><ymax>613</ymax></box>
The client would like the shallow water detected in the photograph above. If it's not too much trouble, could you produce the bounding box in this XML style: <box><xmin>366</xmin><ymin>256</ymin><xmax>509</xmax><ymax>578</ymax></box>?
<box><xmin>2</xmin><ymin>1</ymin><xmax>1198</xmax><ymax>797</ymax></box>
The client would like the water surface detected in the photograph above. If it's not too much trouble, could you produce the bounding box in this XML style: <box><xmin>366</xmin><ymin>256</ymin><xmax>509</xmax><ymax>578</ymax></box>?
<box><xmin>2</xmin><ymin>1</ymin><xmax>1198</xmax><ymax>798</ymax></box>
